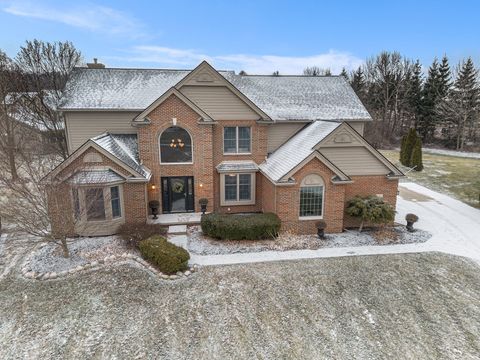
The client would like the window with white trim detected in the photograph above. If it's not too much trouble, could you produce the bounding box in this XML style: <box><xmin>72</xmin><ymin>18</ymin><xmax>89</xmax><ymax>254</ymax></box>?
<box><xmin>223</xmin><ymin>127</ymin><xmax>251</xmax><ymax>154</ymax></box>
<box><xmin>299</xmin><ymin>174</ymin><xmax>324</xmax><ymax>218</ymax></box>
<box><xmin>160</xmin><ymin>126</ymin><xmax>193</xmax><ymax>163</ymax></box>
<box><xmin>221</xmin><ymin>173</ymin><xmax>255</xmax><ymax>205</ymax></box>
<box><xmin>111</xmin><ymin>186</ymin><xmax>121</xmax><ymax>218</ymax></box>
<box><xmin>85</xmin><ymin>188</ymin><xmax>106</xmax><ymax>221</ymax></box>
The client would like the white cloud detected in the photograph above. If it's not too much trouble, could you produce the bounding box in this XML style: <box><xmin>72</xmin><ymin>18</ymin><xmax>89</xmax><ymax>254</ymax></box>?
<box><xmin>116</xmin><ymin>46</ymin><xmax>363</xmax><ymax>74</ymax></box>
<box><xmin>2</xmin><ymin>1</ymin><xmax>145</xmax><ymax>38</ymax></box>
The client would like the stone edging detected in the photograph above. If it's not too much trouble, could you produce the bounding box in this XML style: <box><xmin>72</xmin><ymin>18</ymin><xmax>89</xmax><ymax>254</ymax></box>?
<box><xmin>20</xmin><ymin>251</ymin><xmax>199</xmax><ymax>281</ymax></box>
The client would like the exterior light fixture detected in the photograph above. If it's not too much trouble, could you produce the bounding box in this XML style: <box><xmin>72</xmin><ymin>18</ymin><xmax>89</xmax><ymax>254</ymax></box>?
<box><xmin>151</xmin><ymin>184</ymin><xmax>156</xmax><ymax>190</ymax></box>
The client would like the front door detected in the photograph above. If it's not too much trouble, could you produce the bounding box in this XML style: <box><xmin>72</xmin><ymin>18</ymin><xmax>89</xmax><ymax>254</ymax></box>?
<box><xmin>161</xmin><ymin>176</ymin><xmax>194</xmax><ymax>213</ymax></box>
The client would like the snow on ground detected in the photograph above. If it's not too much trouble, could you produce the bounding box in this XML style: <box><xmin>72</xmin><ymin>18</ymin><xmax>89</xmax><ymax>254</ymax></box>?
<box><xmin>187</xmin><ymin>225</ymin><xmax>430</xmax><ymax>255</ymax></box>
<box><xmin>29</xmin><ymin>236</ymin><xmax>134</xmax><ymax>273</ymax></box>
<box><xmin>423</xmin><ymin>147</ymin><xmax>480</xmax><ymax>159</ymax></box>
<box><xmin>189</xmin><ymin>183</ymin><xmax>480</xmax><ymax>266</ymax></box>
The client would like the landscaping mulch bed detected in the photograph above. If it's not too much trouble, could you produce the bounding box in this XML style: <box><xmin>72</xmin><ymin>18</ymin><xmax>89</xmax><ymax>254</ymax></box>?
<box><xmin>28</xmin><ymin>236</ymin><xmax>137</xmax><ymax>274</ymax></box>
<box><xmin>187</xmin><ymin>225</ymin><xmax>432</xmax><ymax>255</ymax></box>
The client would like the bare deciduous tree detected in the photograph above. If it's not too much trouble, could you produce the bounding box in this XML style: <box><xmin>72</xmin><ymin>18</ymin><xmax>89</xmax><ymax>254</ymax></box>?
<box><xmin>0</xmin><ymin>152</ymin><xmax>108</xmax><ymax>257</ymax></box>
<box><xmin>15</xmin><ymin>40</ymin><xmax>83</xmax><ymax>159</ymax></box>
<box><xmin>303</xmin><ymin>66</ymin><xmax>331</xmax><ymax>76</ymax></box>
<box><xmin>0</xmin><ymin>51</ymin><xmax>25</xmax><ymax>180</ymax></box>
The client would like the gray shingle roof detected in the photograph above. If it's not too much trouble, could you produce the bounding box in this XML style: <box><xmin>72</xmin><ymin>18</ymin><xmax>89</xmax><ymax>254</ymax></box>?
<box><xmin>259</xmin><ymin>121</ymin><xmax>341</xmax><ymax>182</ymax></box>
<box><xmin>223</xmin><ymin>74</ymin><xmax>371</xmax><ymax>121</ymax></box>
<box><xmin>216</xmin><ymin>161</ymin><xmax>259</xmax><ymax>173</ymax></box>
<box><xmin>61</xmin><ymin>68</ymin><xmax>371</xmax><ymax>121</ymax></box>
<box><xmin>70</xmin><ymin>169</ymin><xmax>125</xmax><ymax>184</ymax></box>
<box><xmin>91</xmin><ymin>133</ymin><xmax>150</xmax><ymax>178</ymax></box>
<box><xmin>61</xmin><ymin>68</ymin><xmax>190</xmax><ymax>110</ymax></box>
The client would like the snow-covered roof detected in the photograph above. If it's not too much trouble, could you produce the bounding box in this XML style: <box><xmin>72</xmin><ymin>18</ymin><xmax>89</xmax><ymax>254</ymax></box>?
<box><xmin>70</xmin><ymin>169</ymin><xmax>125</xmax><ymax>184</ymax></box>
<box><xmin>216</xmin><ymin>160</ymin><xmax>259</xmax><ymax>173</ymax></box>
<box><xmin>223</xmin><ymin>74</ymin><xmax>371</xmax><ymax>121</ymax></box>
<box><xmin>91</xmin><ymin>133</ymin><xmax>150</xmax><ymax>178</ymax></box>
<box><xmin>61</xmin><ymin>68</ymin><xmax>190</xmax><ymax>110</ymax></box>
<box><xmin>259</xmin><ymin>121</ymin><xmax>341</xmax><ymax>182</ymax></box>
<box><xmin>60</xmin><ymin>67</ymin><xmax>371</xmax><ymax>121</ymax></box>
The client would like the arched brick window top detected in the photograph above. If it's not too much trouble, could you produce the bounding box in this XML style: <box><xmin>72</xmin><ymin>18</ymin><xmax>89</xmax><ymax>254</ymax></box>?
<box><xmin>159</xmin><ymin>126</ymin><xmax>193</xmax><ymax>164</ymax></box>
<box><xmin>299</xmin><ymin>174</ymin><xmax>324</xmax><ymax>219</ymax></box>
<box><xmin>301</xmin><ymin>174</ymin><xmax>324</xmax><ymax>187</ymax></box>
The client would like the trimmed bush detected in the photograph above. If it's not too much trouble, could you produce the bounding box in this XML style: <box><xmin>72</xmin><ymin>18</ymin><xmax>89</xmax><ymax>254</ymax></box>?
<box><xmin>139</xmin><ymin>236</ymin><xmax>190</xmax><ymax>274</ymax></box>
<box><xmin>118</xmin><ymin>223</ymin><xmax>167</xmax><ymax>249</ymax></box>
<box><xmin>346</xmin><ymin>195</ymin><xmax>395</xmax><ymax>232</ymax></box>
<box><xmin>201</xmin><ymin>212</ymin><xmax>281</xmax><ymax>240</ymax></box>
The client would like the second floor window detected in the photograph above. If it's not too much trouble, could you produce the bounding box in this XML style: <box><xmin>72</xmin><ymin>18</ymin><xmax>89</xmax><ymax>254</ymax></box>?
<box><xmin>160</xmin><ymin>126</ymin><xmax>193</xmax><ymax>163</ymax></box>
<box><xmin>224</xmin><ymin>127</ymin><xmax>251</xmax><ymax>154</ymax></box>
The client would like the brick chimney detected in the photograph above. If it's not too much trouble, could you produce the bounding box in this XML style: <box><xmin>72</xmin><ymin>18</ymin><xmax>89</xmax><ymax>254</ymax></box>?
<box><xmin>87</xmin><ymin>58</ymin><xmax>105</xmax><ymax>69</ymax></box>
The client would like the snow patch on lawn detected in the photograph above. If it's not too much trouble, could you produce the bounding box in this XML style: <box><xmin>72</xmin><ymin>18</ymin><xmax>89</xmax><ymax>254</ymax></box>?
<box><xmin>423</xmin><ymin>148</ymin><xmax>480</xmax><ymax>159</ymax></box>
<box><xmin>187</xmin><ymin>225</ymin><xmax>431</xmax><ymax>256</ymax></box>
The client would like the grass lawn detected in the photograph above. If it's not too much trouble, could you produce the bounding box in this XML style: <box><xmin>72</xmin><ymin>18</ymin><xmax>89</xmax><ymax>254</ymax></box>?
<box><xmin>1</xmin><ymin>253</ymin><xmax>480</xmax><ymax>359</ymax></box>
<box><xmin>382</xmin><ymin>150</ymin><xmax>480</xmax><ymax>208</ymax></box>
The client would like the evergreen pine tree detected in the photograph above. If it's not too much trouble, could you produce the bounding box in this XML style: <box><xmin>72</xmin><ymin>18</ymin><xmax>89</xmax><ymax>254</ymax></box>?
<box><xmin>399</xmin><ymin>134</ymin><xmax>407</xmax><ymax>164</ymax></box>
<box><xmin>340</xmin><ymin>67</ymin><xmax>348</xmax><ymax>81</ymax></box>
<box><xmin>438</xmin><ymin>55</ymin><xmax>452</xmax><ymax>98</ymax></box>
<box><xmin>418</xmin><ymin>58</ymin><xmax>441</xmax><ymax>141</ymax></box>
<box><xmin>401</xmin><ymin>128</ymin><xmax>418</xmax><ymax>167</ymax></box>
<box><xmin>450</xmin><ymin>58</ymin><xmax>479</xmax><ymax>149</ymax></box>
<box><xmin>351</xmin><ymin>66</ymin><xmax>366</xmax><ymax>99</ymax></box>
<box><xmin>408</xmin><ymin>60</ymin><xmax>423</xmax><ymax>127</ymax></box>
<box><xmin>410</xmin><ymin>137</ymin><xmax>424</xmax><ymax>171</ymax></box>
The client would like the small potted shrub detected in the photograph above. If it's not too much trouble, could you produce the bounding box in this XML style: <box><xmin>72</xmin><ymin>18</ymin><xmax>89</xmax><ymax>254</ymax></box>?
<box><xmin>405</xmin><ymin>213</ymin><xmax>418</xmax><ymax>232</ymax></box>
<box><xmin>199</xmin><ymin>198</ymin><xmax>208</xmax><ymax>215</ymax></box>
<box><xmin>148</xmin><ymin>200</ymin><xmax>160</xmax><ymax>219</ymax></box>
<box><xmin>315</xmin><ymin>220</ymin><xmax>327</xmax><ymax>239</ymax></box>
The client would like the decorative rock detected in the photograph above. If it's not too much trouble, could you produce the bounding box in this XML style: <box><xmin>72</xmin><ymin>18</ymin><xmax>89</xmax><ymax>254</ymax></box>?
<box><xmin>76</xmin><ymin>266</ymin><xmax>84</xmax><ymax>271</ymax></box>
<box><xmin>176</xmin><ymin>271</ymin><xmax>183</xmax><ymax>277</ymax></box>
<box><xmin>184</xmin><ymin>270</ymin><xmax>191</xmax><ymax>276</ymax></box>
<box><xmin>169</xmin><ymin>275</ymin><xmax>178</xmax><ymax>280</ymax></box>
<box><xmin>49</xmin><ymin>272</ymin><xmax>57</xmax><ymax>279</ymax></box>
<box><xmin>91</xmin><ymin>261</ymin><xmax>99</xmax><ymax>267</ymax></box>
<box><xmin>160</xmin><ymin>274</ymin><xmax>169</xmax><ymax>280</ymax></box>
<box><xmin>127</xmin><ymin>253</ymin><xmax>135</xmax><ymax>259</ymax></box>
<box><xmin>25</xmin><ymin>271</ymin><xmax>34</xmax><ymax>278</ymax></box>
<box><xmin>59</xmin><ymin>270</ymin><xmax>68</xmax><ymax>276</ymax></box>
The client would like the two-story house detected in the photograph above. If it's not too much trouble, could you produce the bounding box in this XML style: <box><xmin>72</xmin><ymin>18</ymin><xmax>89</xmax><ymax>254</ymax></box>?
<box><xmin>45</xmin><ymin>61</ymin><xmax>403</xmax><ymax>237</ymax></box>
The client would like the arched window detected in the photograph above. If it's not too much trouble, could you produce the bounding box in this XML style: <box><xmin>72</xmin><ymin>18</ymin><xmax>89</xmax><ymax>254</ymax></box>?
<box><xmin>159</xmin><ymin>126</ymin><xmax>193</xmax><ymax>163</ymax></box>
<box><xmin>299</xmin><ymin>174</ymin><xmax>324</xmax><ymax>218</ymax></box>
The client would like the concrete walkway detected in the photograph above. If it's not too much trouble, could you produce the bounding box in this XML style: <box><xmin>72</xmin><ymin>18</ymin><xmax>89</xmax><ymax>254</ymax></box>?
<box><xmin>186</xmin><ymin>183</ymin><xmax>480</xmax><ymax>266</ymax></box>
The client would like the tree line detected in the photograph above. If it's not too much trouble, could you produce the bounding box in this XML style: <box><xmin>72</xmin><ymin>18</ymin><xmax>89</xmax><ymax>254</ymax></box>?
<box><xmin>346</xmin><ymin>52</ymin><xmax>478</xmax><ymax>150</ymax></box>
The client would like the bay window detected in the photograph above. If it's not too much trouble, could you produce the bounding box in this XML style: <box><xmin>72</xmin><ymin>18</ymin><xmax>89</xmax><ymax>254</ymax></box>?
<box><xmin>221</xmin><ymin>173</ymin><xmax>255</xmax><ymax>205</ymax></box>
<box><xmin>72</xmin><ymin>185</ymin><xmax>123</xmax><ymax>222</ymax></box>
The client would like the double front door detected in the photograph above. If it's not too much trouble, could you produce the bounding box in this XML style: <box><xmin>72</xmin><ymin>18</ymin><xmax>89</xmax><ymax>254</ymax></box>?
<box><xmin>161</xmin><ymin>176</ymin><xmax>194</xmax><ymax>213</ymax></box>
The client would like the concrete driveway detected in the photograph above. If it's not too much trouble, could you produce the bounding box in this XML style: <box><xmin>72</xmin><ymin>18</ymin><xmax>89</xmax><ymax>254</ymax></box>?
<box><xmin>189</xmin><ymin>182</ymin><xmax>480</xmax><ymax>265</ymax></box>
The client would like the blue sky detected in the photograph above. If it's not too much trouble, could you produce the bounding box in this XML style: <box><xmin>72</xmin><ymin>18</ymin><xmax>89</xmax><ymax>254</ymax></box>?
<box><xmin>0</xmin><ymin>0</ymin><xmax>479</xmax><ymax>74</ymax></box>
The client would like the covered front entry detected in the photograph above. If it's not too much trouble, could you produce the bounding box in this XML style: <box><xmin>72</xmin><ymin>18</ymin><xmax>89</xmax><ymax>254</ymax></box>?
<box><xmin>161</xmin><ymin>176</ymin><xmax>195</xmax><ymax>213</ymax></box>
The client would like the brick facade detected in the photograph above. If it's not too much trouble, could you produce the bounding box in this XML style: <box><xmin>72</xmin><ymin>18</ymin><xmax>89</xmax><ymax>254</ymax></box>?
<box><xmin>48</xmin><ymin>147</ymin><xmax>147</xmax><ymax>237</ymax></box>
<box><xmin>138</xmin><ymin>94</ymin><xmax>269</xmax><ymax>215</ymax></box>
<box><xmin>50</xmin><ymin>96</ymin><xmax>400</xmax><ymax>236</ymax></box>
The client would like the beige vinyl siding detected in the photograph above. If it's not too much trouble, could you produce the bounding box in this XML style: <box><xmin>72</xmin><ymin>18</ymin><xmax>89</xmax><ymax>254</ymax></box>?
<box><xmin>267</xmin><ymin>123</ymin><xmax>306</xmax><ymax>153</ymax></box>
<box><xmin>347</xmin><ymin>121</ymin><xmax>365</xmax><ymax>135</ymax></box>
<box><xmin>320</xmin><ymin>146</ymin><xmax>390</xmax><ymax>175</ymax></box>
<box><xmin>180</xmin><ymin>85</ymin><xmax>260</xmax><ymax>120</ymax></box>
<box><xmin>66</xmin><ymin>111</ymin><xmax>139</xmax><ymax>152</ymax></box>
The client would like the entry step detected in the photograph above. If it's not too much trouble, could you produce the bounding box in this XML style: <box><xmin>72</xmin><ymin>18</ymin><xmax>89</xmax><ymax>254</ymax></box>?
<box><xmin>168</xmin><ymin>225</ymin><xmax>187</xmax><ymax>235</ymax></box>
